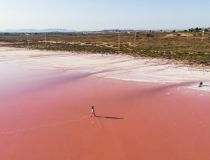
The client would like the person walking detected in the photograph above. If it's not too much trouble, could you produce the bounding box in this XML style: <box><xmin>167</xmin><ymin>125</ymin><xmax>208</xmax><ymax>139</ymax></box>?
<box><xmin>91</xmin><ymin>105</ymin><xmax>96</xmax><ymax>117</ymax></box>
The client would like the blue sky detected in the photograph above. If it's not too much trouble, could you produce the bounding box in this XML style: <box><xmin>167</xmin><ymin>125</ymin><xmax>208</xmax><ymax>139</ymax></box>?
<box><xmin>0</xmin><ymin>0</ymin><xmax>210</xmax><ymax>31</ymax></box>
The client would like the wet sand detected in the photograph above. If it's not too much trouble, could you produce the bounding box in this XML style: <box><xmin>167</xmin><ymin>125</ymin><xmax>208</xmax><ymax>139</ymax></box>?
<box><xmin>1</xmin><ymin>62</ymin><xmax>210</xmax><ymax>160</ymax></box>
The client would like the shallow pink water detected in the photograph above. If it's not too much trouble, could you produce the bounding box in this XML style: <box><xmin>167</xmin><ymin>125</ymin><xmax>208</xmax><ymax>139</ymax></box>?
<box><xmin>0</xmin><ymin>63</ymin><xmax>210</xmax><ymax>160</ymax></box>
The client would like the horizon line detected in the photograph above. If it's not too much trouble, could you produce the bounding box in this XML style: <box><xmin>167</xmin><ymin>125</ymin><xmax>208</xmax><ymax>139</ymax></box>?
<box><xmin>0</xmin><ymin>27</ymin><xmax>209</xmax><ymax>33</ymax></box>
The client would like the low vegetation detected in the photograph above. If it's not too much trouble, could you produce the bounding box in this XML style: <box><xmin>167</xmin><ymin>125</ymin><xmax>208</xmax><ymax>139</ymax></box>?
<box><xmin>1</xmin><ymin>29</ymin><xmax>210</xmax><ymax>66</ymax></box>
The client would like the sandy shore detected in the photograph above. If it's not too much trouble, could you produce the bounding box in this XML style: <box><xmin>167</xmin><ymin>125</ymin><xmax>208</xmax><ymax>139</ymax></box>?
<box><xmin>0</xmin><ymin>47</ymin><xmax>210</xmax><ymax>91</ymax></box>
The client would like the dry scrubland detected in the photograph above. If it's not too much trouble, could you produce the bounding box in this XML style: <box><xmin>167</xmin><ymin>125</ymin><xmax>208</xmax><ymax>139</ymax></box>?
<box><xmin>1</xmin><ymin>31</ymin><xmax>210</xmax><ymax>66</ymax></box>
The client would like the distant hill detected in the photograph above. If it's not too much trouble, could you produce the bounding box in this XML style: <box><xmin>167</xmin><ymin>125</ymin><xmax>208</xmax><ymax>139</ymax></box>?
<box><xmin>1</xmin><ymin>28</ymin><xmax>75</xmax><ymax>33</ymax></box>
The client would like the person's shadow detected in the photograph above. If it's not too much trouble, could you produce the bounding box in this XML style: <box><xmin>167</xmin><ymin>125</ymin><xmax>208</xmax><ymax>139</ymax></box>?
<box><xmin>95</xmin><ymin>115</ymin><xmax>124</xmax><ymax>120</ymax></box>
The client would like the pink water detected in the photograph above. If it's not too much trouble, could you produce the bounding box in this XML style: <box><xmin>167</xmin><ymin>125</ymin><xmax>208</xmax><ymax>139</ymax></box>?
<box><xmin>0</xmin><ymin>63</ymin><xmax>210</xmax><ymax>160</ymax></box>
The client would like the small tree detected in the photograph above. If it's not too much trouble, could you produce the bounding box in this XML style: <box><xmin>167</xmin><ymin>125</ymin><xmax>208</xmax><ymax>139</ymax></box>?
<box><xmin>204</xmin><ymin>29</ymin><xmax>208</xmax><ymax>32</ymax></box>
<box><xmin>146</xmin><ymin>33</ymin><xmax>154</xmax><ymax>38</ymax></box>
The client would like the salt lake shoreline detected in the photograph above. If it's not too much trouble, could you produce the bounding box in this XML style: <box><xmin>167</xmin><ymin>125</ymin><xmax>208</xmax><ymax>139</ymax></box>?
<box><xmin>0</xmin><ymin>46</ymin><xmax>210</xmax><ymax>92</ymax></box>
